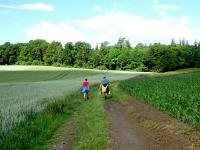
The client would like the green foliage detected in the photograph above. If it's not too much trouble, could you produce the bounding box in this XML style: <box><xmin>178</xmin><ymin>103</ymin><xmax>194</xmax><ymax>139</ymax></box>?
<box><xmin>74</xmin><ymin>41</ymin><xmax>91</xmax><ymax>67</ymax></box>
<box><xmin>1</xmin><ymin>38</ymin><xmax>200</xmax><ymax>72</ymax></box>
<box><xmin>194</xmin><ymin>42</ymin><xmax>200</xmax><ymax>67</ymax></box>
<box><xmin>119</xmin><ymin>72</ymin><xmax>200</xmax><ymax>128</ymax></box>
<box><xmin>88</xmin><ymin>50</ymin><xmax>101</xmax><ymax>68</ymax></box>
<box><xmin>44</xmin><ymin>41</ymin><xmax>64</xmax><ymax>65</ymax></box>
<box><xmin>0</xmin><ymin>67</ymin><xmax>137</xmax><ymax>149</ymax></box>
<box><xmin>18</xmin><ymin>40</ymin><xmax>49</xmax><ymax>63</ymax></box>
<box><xmin>96</xmin><ymin>65</ymin><xmax>108</xmax><ymax>70</ymax></box>
<box><xmin>0</xmin><ymin>42</ymin><xmax>23</xmax><ymax>65</ymax></box>
<box><xmin>0</xmin><ymin>68</ymin><xmax>136</xmax><ymax>137</ymax></box>
<box><xmin>134</xmin><ymin>63</ymin><xmax>148</xmax><ymax>72</ymax></box>
<box><xmin>144</xmin><ymin>43</ymin><xmax>199</xmax><ymax>72</ymax></box>
<box><xmin>74</xmin><ymin>86</ymin><xmax>108</xmax><ymax>150</ymax></box>
<box><xmin>63</xmin><ymin>42</ymin><xmax>76</xmax><ymax>65</ymax></box>
<box><xmin>32</xmin><ymin>60</ymin><xmax>44</xmax><ymax>65</ymax></box>
<box><xmin>117</xmin><ymin>49</ymin><xmax>132</xmax><ymax>70</ymax></box>
<box><xmin>16</xmin><ymin>60</ymin><xmax>32</xmax><ymax>65</ymax></box>
<box><xmin>52</xmin><ymin>62</ymin><xmax>62</xmax><ymax>67</ymax></box>
<box><xmin>0</xmin><ymin>92</ymin><xmax>83</xmax><ymax>150</ymax></box>
<box><xmin>115</xmin><ymin>37</ymin><xmax>131</xmax><ymax>49</ymax></box>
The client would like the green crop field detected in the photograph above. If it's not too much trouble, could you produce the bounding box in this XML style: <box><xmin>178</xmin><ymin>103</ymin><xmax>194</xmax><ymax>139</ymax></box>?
<box><xmin>119</xmin><ymin>71</ymin><xmax>200</xmax><ymax>128</ymax></box>
<box><xmin>0</xmin><ymin>65</ymin><xmax>144</xmax><ymax>135</ymax></box>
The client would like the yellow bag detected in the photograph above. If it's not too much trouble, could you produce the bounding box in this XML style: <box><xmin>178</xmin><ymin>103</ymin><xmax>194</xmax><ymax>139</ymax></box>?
<box><xmin>101</xmin><ymin>85</ymin><xmax>107</xmax><ymax>93</ymax></box>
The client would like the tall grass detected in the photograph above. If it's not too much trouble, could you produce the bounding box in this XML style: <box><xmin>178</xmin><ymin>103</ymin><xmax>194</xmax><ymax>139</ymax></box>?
<box><xmin>0</xmin><ymin>67</ymin><xmax>139</xmax><ymax>146</ymax></box>
<box><xmin>0</xmin><ymin>92</ymin><xmax>82</xmax><ymax>150</ymax></box>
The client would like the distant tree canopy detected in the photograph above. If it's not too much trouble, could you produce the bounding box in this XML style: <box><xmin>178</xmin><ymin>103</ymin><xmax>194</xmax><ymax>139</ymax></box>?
<box><xmin>0</xmin><ymin>38</ymin><xmax>200</xmax><ymax>72</ymax></box>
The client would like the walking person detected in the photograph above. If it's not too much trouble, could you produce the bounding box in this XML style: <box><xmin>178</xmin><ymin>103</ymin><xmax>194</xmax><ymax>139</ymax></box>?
<box><xmin>99</xmin><ymin>76</ymin><xmax>110</xmax><ymax>96</ymax></box>
<box><xmin>81</xmin><ymin>78</ymin><xmax>90</xmax><ymax>100</ymax></box>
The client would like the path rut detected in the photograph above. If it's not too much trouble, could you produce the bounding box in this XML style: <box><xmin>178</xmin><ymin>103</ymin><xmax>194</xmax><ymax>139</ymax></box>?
<box><xmin>105</xmin><ymin>99</ymin><xmax>200</xmax><ymax>150</ymax></box>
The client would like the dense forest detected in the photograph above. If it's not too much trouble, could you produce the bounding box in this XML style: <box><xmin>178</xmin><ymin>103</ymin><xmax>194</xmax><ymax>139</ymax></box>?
<box><xmin>0</xmin><ymin>38</ymin><xmax>200</xmax><ymax>72</ymax></box>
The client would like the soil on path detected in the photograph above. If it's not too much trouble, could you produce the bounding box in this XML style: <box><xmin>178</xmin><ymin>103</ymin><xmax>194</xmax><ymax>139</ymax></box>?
<box><xmin>105</xmin><ymin>99</ymin><xmax>200</xmax><ymax>150</ymax></box>
<box><xmin>50</xmin><ymin>121</ymin><xmax>75</xmax><ymax>150</ymax></box>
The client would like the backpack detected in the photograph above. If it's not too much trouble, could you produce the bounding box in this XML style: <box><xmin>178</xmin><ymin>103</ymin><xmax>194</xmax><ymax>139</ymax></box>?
<box><xmin>101</xmin><ymin>84</ymin><xmax>107</xmax><ymax>93</ymax></box>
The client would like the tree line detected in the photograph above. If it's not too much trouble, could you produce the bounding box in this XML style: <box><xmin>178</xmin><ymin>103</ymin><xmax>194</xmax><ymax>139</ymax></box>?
<box><xmin>0</xmin><ymin>38</ymin><xmax>200</xmax><ymax>72</ymax></box>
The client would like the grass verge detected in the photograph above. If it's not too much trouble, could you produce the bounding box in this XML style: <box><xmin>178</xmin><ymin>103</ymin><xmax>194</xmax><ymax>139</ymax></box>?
<box><xmin>110</xmin><ymin>82</ymin><xmax>131</xmax><ymax>101</ymax></box>
<box><xmin>74</xmin><ymin>86</ymin><xmax>109</xmax><ymax>150</ymax></box>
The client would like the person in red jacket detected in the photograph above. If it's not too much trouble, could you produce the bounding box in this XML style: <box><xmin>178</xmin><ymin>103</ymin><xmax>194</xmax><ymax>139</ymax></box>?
<box><xmin>81</xmin><ymin>78</ymin><xmax>90</xmax><ymax>99</ymax></box>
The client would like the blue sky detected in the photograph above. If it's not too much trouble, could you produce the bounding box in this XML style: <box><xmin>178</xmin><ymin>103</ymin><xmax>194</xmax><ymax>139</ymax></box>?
<box><xmin>0</xmin><ymin>0</ymin><xmax>200</xmax><ymax>46</ymax></box>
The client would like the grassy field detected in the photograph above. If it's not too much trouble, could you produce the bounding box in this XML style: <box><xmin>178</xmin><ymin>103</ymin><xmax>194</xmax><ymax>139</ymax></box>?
<box><xmin>119</xmin><ymin>71</ymin><xmax>200</xmax><ymax>128</ymax></box>
<box><xmin>0</xmin><ymin>90</ymin><xmax>83</xmax><ymax>149</ymax></box>
<box><xmin>0</xmin><ymin>65</ymin><xmax>142</xmax><ymax>149</ymax></box>
<box><xmin>1</xmin><ymin>65</ymin><xmax>199</xmax><ymax>149</ymax></box>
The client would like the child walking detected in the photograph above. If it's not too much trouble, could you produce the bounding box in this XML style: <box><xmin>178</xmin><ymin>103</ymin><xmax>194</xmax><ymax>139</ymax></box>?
<box><xmin>81</xmin><ymin>78</ymin><xmax>90</xmax><ymax>99</ymax></box>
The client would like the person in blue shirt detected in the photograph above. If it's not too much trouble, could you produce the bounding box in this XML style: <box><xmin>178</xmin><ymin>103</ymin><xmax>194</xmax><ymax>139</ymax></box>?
<box><xmin>100</xmin><ymin>76</ymin><xmax>110</xmax><ymax>94</ymax></box>
<box><xmin>101</xmin><ymin>76</ymin><xmax>110</xmax><ymax>85</ymax></box>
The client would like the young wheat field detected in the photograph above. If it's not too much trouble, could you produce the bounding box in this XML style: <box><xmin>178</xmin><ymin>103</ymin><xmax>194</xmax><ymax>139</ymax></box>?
<box><xmin>0</xmin><ymin>65</ymin><xmax>143</xmax><ymax>134</ymax></box>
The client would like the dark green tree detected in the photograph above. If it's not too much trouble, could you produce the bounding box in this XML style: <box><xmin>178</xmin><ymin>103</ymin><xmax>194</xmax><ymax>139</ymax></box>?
<box><xmin>63</xmin><ymin>42</ymin><xmax>76</xmax><ymax>65</ymax></box>
<box><xmin>74</xmin><ymin>41</ymin><xmax>91</xmax><ymax>67</ymax></box>
<box><xmin>44</xmin><ymin>41</ymin><xmax>63</xmax><ymax>65</ymax></box>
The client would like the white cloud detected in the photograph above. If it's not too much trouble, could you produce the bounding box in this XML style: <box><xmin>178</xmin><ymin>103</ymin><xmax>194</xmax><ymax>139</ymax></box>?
<box><xmin>153</xmin><ymin>3</ymin><xmax>182</xmax><ymax>11</ymax></box>
<box><xmin>0</xmin><ymin>3</ymin><xmax>54</xmax><ymax>12</ymax></box>
<box><xmin>26</xmin><ymin>21</ymin><xmax>86</xmax><ymax>44</ymax></box>
<box><xmin>20</xmin><ymin>3</ymin><xmax>54</xmax><ymax>12</ymax></box>
<box><xmin>93</xmin><ymin>5</ymin><xmax>103</xmax><ymax>13</ymax></box>
<box><xmin>25</xmin><ymin>12</ymin><xmax>200</xmax><ymax>47</ymax></box>
<box><xmin>92</xmin><ymin>3</ymin><xmax>122</xmax><ymax>14</ymax></box>
<box><xmin>152</xmin><ymin>0</ymin><xmax>182</xmax><ymax>17</ymax></box>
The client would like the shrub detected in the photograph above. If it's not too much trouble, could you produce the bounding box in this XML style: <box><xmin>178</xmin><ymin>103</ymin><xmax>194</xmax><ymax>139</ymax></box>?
<box><xmin>31</xmin><ymin>60</ymin><xmax>44</xmax><ymax>66</ymax></box>
<box><xmin>96</xmin><ymin>65</ymin><xmax>108</xmax><ymax>70</ymax></box>
<box><xmin>52</xmin><ymin>62</ymin><xmax>62</xmax><ymax>67</ymax></box>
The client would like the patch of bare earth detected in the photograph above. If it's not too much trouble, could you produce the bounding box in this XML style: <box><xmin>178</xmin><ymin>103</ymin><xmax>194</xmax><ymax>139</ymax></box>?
<box><xmin>105</xmin><ymin>99</ymin><xmax>200</xmax><ymax>150</ymax></box>
<box><xmin>50</xmin><ymin>121</ymin><xmax>76</xmax><ymax>150</ymax></box>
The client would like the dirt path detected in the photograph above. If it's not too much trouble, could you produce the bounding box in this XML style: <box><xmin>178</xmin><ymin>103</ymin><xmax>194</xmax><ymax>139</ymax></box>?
<box><xmin>50</xmin><ymin>121</ymin><xmax>75</xmax><ymax>150</ymax></box>
<box><xmin>105</xmin><ymin>99</ymin><xmax>200</xmax><ymax>150</ymax></box>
